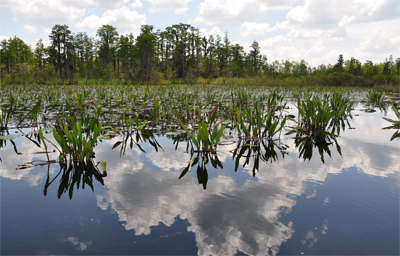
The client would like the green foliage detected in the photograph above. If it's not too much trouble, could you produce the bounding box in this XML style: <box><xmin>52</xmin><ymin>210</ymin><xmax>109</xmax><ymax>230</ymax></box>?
<box><xmin>48</xmin><ymin>24</ymin><xmax>73</xmax><ymax>80</ymax></box>
<box><xmin>179</xmin><ymin>105</ymin><xmax>225</xmax><ymax>153</ymax></box>
<box><xmin>135</xmin><ymin>25</ymin><xmax>158</xmax><ymax>81</ymax></box>
<box><xmin>287</xmin><ymin>93</ymin><xmax>352</xmax><ymax>135</ymax></box>
<box><xmin>2</xmin><ymin>83</ymin><xmax>396</xmax><ymax>192</ymax></box>
<box><xmin>367</xmin><ymin>90</ymin><xmax>386</xmax><ymax>104</ymax></box>
<box><xmin>39</xmin><ymin>117</ymin><xmax>102</xmax><ymax>162</ymax></box>
<box><xmin>382</xmin><ymin>105</ymin><xmax>400</xmax><ymax>141</ymax></box>
<box><xmin>1</xmin><ymin>21</ymin><xmax>398</xmax><ymax>86</ymax></box>
<box><xmin>0</xmin><ymin>94</ymin><xmax>16</xmax><ymax>130</ymax></box>
<box><xmin>234</xmin><ymin>101</ymin><xmax>286</xmax><ymax>141</ymax></box>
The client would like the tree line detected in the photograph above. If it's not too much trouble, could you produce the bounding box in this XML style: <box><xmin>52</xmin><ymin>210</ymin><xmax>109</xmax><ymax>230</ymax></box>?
<box><xmin>1</xmin><ymin>23</ymin><xmax>399</xmax><ymax>86</ymax></box>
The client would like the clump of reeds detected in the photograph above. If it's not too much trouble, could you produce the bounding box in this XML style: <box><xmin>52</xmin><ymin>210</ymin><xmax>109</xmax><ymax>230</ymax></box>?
<box><xmin>287</xmin><ymin>93</ymin><xmax>352</xmax><ymax>136</ymax></box>
<box><xmin>40</xmin><ymin>117</ymin><xmax>102</xmax><ymax>162</ymax></box>
<box><xmin>179</xmin><ymin>105</ymin><xmax>224</xmax><ymax>154</ymax></box>
<box><xmin>367</xmin><ymin>90</ymin><xmax>386</xmax><ymax>104</ymax></box>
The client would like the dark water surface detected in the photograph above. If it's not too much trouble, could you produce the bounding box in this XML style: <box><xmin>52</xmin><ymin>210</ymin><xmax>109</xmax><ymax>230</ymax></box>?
<box><xmin>1</xmin><ymin>103</ymin><xmax>399</xmax><ymax>255</ymax></box>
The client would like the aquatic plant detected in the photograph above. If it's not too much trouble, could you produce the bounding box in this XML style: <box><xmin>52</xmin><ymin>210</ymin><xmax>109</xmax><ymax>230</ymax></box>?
<box><xmin>179</xmin><ymin>105</ymin><xmax>225</xmax><ymax>153</ymax></box>
<box><xmin>328</xmin><ymin>92</ymin><xmax>354</xmax><ymax>134</ymax></box>
<box><xmin>16</xmin><ymin>96</ymin><xmax>42</xmax><ymax>128</ymax></box>
<box><xmin>180</xmin><ymin>119</ymin><xmax>225</xmax><ymax>153</ymax></box>
<box><xmin>0</xmin><ymin>84</ymin><xmax>363</xmax><ymax>146</ymax></box>
<box><xmin>0</xmin><ymin>94</ymin><xmax>16</xmax><ymax>131</ymax></box>
<box><xmin>40</xmin><ymin>117</ymin><xmax>102</xmax><ymax>162</ymax></box>
<box><xmin>287</xmin><ymin>94</ymin><xmax>352</xmax><ymax>136</ymax></box>
<box><xmin>367</xmin><ymin>90</ymin><xmax>386</xmax><ymax>104</ymax></box>
<box><xmin>382</xmin><ymin>105</ymin><xmax>400</xmax><ymax>141</ymax></box>
<box><xmin>234</xmin><ymin>103</ymin><xmax>286</xmax><ymax>141</ymax></box>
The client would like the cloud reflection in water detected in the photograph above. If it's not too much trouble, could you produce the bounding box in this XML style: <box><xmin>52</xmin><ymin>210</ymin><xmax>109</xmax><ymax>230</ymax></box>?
<box><xmin>93</xmin><ymin>128</ymin><xmax>399</xmax><ymax>255</ymax></box>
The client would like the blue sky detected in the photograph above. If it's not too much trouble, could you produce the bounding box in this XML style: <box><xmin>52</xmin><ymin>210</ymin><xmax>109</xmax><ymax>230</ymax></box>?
<box><xmin>1</xmin><ymin>0</ymin><xmax>399</xmax><ymax>66</ymax></box>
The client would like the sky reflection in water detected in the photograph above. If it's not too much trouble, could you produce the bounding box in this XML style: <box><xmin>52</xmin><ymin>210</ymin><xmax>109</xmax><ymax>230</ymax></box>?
<box><xmin>0</xmin><ymin>104</ymin><xmax>399</xmax><ymax>255</ymax></box>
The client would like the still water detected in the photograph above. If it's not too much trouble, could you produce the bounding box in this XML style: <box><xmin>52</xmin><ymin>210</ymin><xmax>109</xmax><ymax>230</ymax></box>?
<box><xmin>1</xmin><ymin>103</ymin><xmax>399</xmax><ymax>255</ymax></box>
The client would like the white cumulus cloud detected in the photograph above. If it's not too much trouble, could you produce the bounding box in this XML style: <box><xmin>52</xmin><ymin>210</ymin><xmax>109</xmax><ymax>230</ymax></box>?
<box><xmin>75</xmin><ymin>6</ymin><xmax>146</xmax><ymax>35</ymax></box>
<box><xmin>284</xmin><ymin>0</ymin><xmax>399</xmax><ymax>30</ymax></box>
<box><xmin>61</xmin><ymin>0</ymin><xmax>130</xmax><ymax>9</ymax></box>
<box><xmin>131</xmin><ymin>0</ymin><xmax>143</xmax><ymax>8</ymax></box>
<box><xmin>1</xmin><ymin>0</ymin><xmax>85</xmax><ymax>28</ymax></box>
<box><xmin>23</xmin><ymin>24</ymin><xmax>37</xmax><ymax>34</ymax></box>
<box><xmin>194</xmin><ymin>0</ymin><xmax>297</xmax><ymax>26</ymax></box>
<box><xmin>355</xmin><ymin>21</ymin><xmax>400</xmax><ymax>57</ymax></box>
<box><xmin>147</xmin><ymin>0</ymin><xmax>193</xmax><ymax>14</ymax></box>
<box><xmin>0</xmin><ymin>35</ymin><xmax>9</xmax><ymax>41</ymax></box>
<box><xmin>240</xmin><ymin>22</ymin><xmax>272</xmax><ymax>37</ymax></box>
<box><xmin>200</xmin><ymin>27</ymin><xmax>225</xmax><ymax>39</ymax></box>
<box><xmin>255</xmin><ymin>0</ymin><xmax>400</xmax><ymax>66</ymax></box>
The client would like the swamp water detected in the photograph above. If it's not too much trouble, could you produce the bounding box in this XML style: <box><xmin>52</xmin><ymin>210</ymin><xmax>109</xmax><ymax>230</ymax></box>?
<box><xmin>0</xmin><ymin>85</ymin><xmax>399</xmax><ymax>255</ymax></box>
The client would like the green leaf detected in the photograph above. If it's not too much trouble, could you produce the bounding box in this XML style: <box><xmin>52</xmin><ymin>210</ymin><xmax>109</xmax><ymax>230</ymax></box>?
<box><xmin>313</xmin><ymin>131</ymin><xmax>335</xmax><ymax>136</ymax></box>
<box><xmin>383</xmin><ymin>117</ymin><xmax>399</xmax><ymax>125</ymax></box>
<box><xmin>179</xmin><ymin>119</ymin><xmax>190</xmax><ymax>136</ymax></box>
<box><xmin>53</xmin><ymin>128</ymin><xmax>63</xmax><ymax>146</ymax></box>
<box><xmin>179</xmin><ymin>164</ymin><xmax>191</xmax><ymax>179</ymax></box>
<box><xmin>191</xmin><ymin>135</ymin><xmax>199</xmax><ymax>149</ymax></box>
<box><xmin>390</xmin><ymin>130</ymin><xmax>400</xmax><ymax>141</ymax></box>
<box><xmin>112</xmin><ymin>141</ymin><xmax>123</xmax><ymax>149</ymax></box>
<box><xmin>137</xmin><ymin>120</ymin><xmax>146</xmax><ymax>130</ymax></box>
